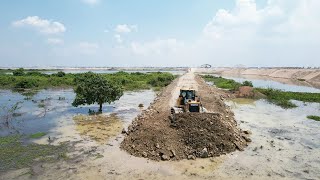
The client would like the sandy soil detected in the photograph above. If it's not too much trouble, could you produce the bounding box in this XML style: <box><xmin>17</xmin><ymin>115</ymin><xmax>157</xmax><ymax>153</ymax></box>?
<box><xmin>195</xmin><ymin>67</ymin><xmax>320</xmax><ymax>88</ymax></box>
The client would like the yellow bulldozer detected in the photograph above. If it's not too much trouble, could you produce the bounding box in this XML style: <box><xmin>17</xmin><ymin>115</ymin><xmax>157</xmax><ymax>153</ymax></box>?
<box><xmin>170</xmin><ymin>89</ymin><xmax>206</xmax><ymax>121</ymax></box>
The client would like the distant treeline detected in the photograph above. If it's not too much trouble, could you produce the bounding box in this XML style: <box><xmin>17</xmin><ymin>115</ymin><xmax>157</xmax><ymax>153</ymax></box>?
<box><xmin>0</xmin><ymin>68</ymin><xmax>176</xmax><ymax>91</ymax></box>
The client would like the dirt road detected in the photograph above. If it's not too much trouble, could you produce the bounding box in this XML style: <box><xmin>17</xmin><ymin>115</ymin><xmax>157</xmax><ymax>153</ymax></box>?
<box><xmin>121</xmin><ymin>70</ymin><xmax>248</xmax><ymax>161</ymax></box>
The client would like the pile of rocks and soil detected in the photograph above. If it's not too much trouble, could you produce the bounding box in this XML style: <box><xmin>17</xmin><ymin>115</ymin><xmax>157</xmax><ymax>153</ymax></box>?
<box><xmin>120</xmin><ymin>75</ymin><xmax>250</xmax><ymax>161</ymax></box>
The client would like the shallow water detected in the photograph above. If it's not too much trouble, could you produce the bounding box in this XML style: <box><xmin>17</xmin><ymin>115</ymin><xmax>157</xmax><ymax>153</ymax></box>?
<box><xmin>0</xmin><ymin>89</ymin><xmax>155</xmax><ymax>138</ymax></box>
<box><xmin>209</xmin><ymin>74</ymin><xmax>320</xmax><ymax>93</ymax></box>
<box><xmin>217</xmin><ymin>99</ymin><xmax>320</xmax><ymax>179</ymax></box>
<box><xmin>1</xmin><ymin>80</ymin><xmax>320</xmax><ymax>179</ymax></box>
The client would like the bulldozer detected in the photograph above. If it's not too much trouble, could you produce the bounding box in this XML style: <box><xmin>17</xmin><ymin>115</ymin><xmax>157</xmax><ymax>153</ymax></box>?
<box><xmin>170</xmin><ymin>89</ymin><xmax>206</xmax><ymax>121</ymax></box>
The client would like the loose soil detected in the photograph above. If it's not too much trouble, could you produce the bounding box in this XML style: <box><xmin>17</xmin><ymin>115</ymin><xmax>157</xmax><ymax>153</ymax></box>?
<box><xmin>121</xmin><ymin>72</ymin><xmax>249</xmax><ymax>161</ymax></box>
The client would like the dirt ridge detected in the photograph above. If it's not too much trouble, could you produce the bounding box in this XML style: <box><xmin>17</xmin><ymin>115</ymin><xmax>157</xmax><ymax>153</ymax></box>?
<box><xmin>120</xmin><ymin>73</ymin><xmax>249</xmax><ymax>161</ymax></box>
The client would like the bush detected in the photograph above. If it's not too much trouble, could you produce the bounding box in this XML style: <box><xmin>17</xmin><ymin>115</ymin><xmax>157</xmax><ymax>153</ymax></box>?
<box><xmin>26</xmin><ymin>71</ymin><xmax>47</xmax><ymax>77</ymax></box>
<box><xmin>56</xmin><ymin>71</ymin><xmax>66</xmax><ymax>77</ymax></box>
<box><xmin>13</xmin><ymin>68</ymin><xmax>25</xmax><ymax>76</ymax></box>
<box><xmin>242</xmin><ymin>80</ymin><xmax>253</xmax><ymax>87</ymax></box>
<box><xmin>15</xmin><ymin>78</ymin><xmax>39</xmax><ymax>89</ymax></box>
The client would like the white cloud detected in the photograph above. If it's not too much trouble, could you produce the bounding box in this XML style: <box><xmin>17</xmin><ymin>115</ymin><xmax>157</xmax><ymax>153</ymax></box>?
<box><xmin>12</xmin><ymin>16</ymin><xmax>66</xmax><ymax>34</ymax></box>
<box><xmin>82</xmin><ymin>0</ymin><xmax>100</xmax><ymax>5</ymax></box>
<box><xmin>114</xmin><ymin>24</ymin><xmax>138</xmax><ymax>33</ymax></box>
<box><xmin>114</xmin><ymin>34</ymin><xmax>123</xmax><ymax>43</ymax></box>
<box><xmin>47</xmin><ymin>38</ymin><xmax>64</xmax><ymax>45</ymax></box>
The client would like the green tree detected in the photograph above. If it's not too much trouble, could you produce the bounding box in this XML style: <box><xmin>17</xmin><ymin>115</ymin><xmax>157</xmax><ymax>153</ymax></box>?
<box><xmin>242</xmin><ymin>80</ymin><xmax>253</xmax><ymax>87</ymax></box>
<box><xmin>72</xmin><ymin>72</ymin><xmax>123</xmax><ymax>112</ymax></box>
<box><xmin>13</xmin><ymin>68</ymin><xmax>25</xmax><ymax>76</ymax></box>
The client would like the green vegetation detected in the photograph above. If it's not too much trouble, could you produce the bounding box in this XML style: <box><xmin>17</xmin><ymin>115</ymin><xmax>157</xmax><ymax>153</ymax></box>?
<box><xmin>0</xmin><ymin>135</ymin><xmax>67</xmax><ymax>171</ymax></box>
<box><xmin>202</xmin><ymin>75</ymin><xmax>252</xmax><ymax>90</ymax></box>
<box><xmin>202</xmin><ymin>75</ymin><xmax>320</xmax><ymax>109</ymax></box>
<box><xmin>72</xmin><ymin>72</ymin><xmax>123</xmax><ymax>112</ymax></box>
<box><xmin>256</xmin><ymin>88</ymin><xmax>320</xmax><ymax>108</ymax></box>
<box><xmin>29</xmin><ymin>132</ymin><xmax>47</xmax><ymax>139</ymax></box>
<box><xmin>306</xmin><ymin>115</ymin><xmax>320</xmax><ymax>121</ymax></box>
<box><xmin>0</xmin><ymin>69</ymin><xmax>175</xmax><ymax>91</ymax></box>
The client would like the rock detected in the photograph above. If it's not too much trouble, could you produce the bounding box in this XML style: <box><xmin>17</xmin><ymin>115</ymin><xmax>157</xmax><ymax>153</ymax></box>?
<box><xmin>187</xmin><ymin>155</ymin><xmax>196</xmax><ymax>160</ymax></box>
<box><xmin>142</xmin><ymin>152</ymin><xmax>148</xmax><ymax>157</ymax></box>
<box><xmin>243</xmin><ymin>130</ymin><xmax>252</xmax><ymax>135</ymax></box>
<box><xmin>242</xmin><ymin>135</ymin><xmax>252</xmax><ymax>142</ymax></box>
<box><xmin>200</xmin><ymin>148</ymin><xmax>208</xmax><ymax>158</ymax></box>
<box><xmin>155</xmin><ymin>143</ymin><xmax>160</xmax><ymax>149</ymax></box>
<box><xmin>138</xmin><ymin>104</ymin><xmax>144</xmax><ymax>108</ymax></box>
<box><xmin>170</xmin><ymin>150</ymin><xmax>176</xmax><ymax>157</ymax></box>
<box><xmin>121</xmin><ymin>128</ymin><xmax>127</xmax><ymax>134</ymax></box>
<box><xmin>161</xmin><ymin>155</ymin><xmax>170</xmax><ymax>161</ymax></box>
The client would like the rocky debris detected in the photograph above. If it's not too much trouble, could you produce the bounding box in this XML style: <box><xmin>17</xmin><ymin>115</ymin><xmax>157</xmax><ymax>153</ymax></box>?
<box><xmin>120</xmin><ymin>74</ymin><xmax>249</xmax><ymax>161</ymax></box>
<box><xmin>187</xmin><ymin>155</ymin><xmax>196</xmax><ymax>160</ymax></box>
<box><xmin>138</xmin><ymin>103</ymin><xmax>144</xmax><ymax>108</ymax></box>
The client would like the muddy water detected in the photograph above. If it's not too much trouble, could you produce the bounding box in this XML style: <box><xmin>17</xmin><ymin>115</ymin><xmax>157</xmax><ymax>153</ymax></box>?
<box><xmin>215</xmin><ymin>99</ymin><xmax>320</xmax><ymax>179</ymax></box>
<box><xmin>209</xmin><ymin>74</ymin><xmax>320</xmax><ymax>93</ymax></box>
<box><xmin>1</xmin><ymin>84</ymin><xmax>320</xmax><ymax>179</ymax></box>
<box><xmin>0</xmin><ymin>89</ymin><xmax>155</xmax><ymax>139</ymax></box>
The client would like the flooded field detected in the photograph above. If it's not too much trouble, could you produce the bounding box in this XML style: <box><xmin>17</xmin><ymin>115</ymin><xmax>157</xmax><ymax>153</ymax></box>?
<box><xmin>207</xmin><ymin>74</ymin><xmax>320</xmax><ymax>93</ymax></box>
<box><xmin>0</xmin><ymin>76</ymin><xmax>320</xmax><ymax>179</ymax></box>
<box><xmin>0</xmin><ymin>89</ymin><xmax>155</xmax><ymax>139</ymax></box>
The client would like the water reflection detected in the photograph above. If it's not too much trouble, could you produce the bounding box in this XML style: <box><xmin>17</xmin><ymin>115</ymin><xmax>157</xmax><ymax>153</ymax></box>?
<box><xmin>208</xmin><ymin>74</ymin><xmax>320</xmax><ymax>93</ymax></box>
<box><xmin>0</xmin><ymin>89</ymin><xmax>155</xmax><ymax>139</ymax></box>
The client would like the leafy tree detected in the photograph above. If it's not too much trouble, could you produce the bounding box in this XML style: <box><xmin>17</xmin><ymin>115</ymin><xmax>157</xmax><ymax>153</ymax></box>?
<box><xmin>242</xmin><ymin>80</ymin><xmax>253</xmax><ymax>87</ymax></box>
<box><xmin>13</xmin><ymin>68</ymin><xmax>25</xmax><ymax>76</ymax></box>
<box><xmin>72</xmin><ymin>72</ymin><xmax>123</xmax><ymax>112</ymax></box>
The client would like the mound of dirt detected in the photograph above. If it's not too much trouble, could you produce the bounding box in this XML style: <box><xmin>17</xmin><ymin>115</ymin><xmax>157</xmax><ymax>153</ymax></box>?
<box><xmin>120</xmin><ymin>74</ymin><xmax>250</xmax><ymax>161</ymax></box>
<box><xmin>172</xmin><ymin>113</ymin><xmax>248</xmax><ymax>158</ymax></box>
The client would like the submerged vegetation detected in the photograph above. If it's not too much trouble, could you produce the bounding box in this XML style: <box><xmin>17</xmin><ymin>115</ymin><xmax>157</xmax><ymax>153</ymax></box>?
<box><xmin>29</xmin><ymin>132</ymin><xmax>47</xmax><ymax>139</ymax></box>
<box><xmin>307</xmin><ymin>115</ymin><xmax>320</xmax><ymax>121</ymax></box>
<box><xmin>0</xmin><ymin>135</ymin><xmax>67</xmax><ymax>171</ymax></box>
<box><xmin>202</xmin><ymin>75</ymin><xmax>320</xmax><ymax>109</ymax></box>
<box><xmin>0</xmin><ymin>68</ymin><xmax>176</xmax><ymax>91</ymax></box>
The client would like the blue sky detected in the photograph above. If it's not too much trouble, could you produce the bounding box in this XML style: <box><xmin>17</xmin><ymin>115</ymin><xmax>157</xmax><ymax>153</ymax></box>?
<box><xmin>0</xmin><ymin>0</ymin><xmax>319</xmax><ymax>67</ymax></box>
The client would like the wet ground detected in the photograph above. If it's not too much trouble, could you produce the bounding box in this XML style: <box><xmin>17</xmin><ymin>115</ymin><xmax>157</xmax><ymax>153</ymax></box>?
<box><xmin>204</xmin><ymin>74</ymin><xmax>320</xmax><ymax>93</ymax></box>
<box><xmin>0</xmin><ymin>74</ymin><xmax>320</xmax><ymax>179</ymax></box>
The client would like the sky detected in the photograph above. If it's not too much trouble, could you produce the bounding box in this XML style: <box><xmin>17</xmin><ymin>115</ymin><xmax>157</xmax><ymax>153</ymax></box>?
<box><xmin>0</xmin><ymin>0</ymin><xmax>319</xmax><ymax>67</ymax></box>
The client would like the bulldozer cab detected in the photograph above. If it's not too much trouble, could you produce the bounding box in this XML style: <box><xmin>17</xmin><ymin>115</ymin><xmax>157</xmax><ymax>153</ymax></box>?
<box><xmin>175</xmin><ymin>89</ymin><xmax>201</xmax><ymax>112</ymax></box>
<box><xmin>180</xmin><ymin>89</ymin><xmax>196</xmax><ymax>101</ymax></box>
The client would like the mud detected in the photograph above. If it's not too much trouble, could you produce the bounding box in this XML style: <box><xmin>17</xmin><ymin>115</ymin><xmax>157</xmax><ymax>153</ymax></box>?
<box><xmin>73</xmin><ymin>114</ymin><xmax>123</xmax><ymax>144</ymax></box>
<box><xmin>121</xmin><ymin>72</ymin><xmax>249</xmax><ymax>161</ymax></box>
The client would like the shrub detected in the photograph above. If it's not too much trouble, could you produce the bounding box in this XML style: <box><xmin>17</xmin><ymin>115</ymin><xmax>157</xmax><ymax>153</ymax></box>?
<box><xmin>13</xmin><ymin>68</ymin><xmax>25</xmax><ymax>76</ymax></box>
<box><xmin>242</xmin><ymin>80</ymin><xmax>253</xmax><ymax>87</ymax></box>
<box><xmin>15</xmin><ymin>79</ymin><xmax>39</xmax><ymax>89</ymax></box>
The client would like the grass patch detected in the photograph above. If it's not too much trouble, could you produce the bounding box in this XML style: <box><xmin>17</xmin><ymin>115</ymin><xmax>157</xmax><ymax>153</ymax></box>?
<box><xmin>256</xmin><ymin>88</ymin><xmax>320</xmax><ymax>108</ymax></box>
<box><xmin>307</xmin><ymin>115</ymin><xmax>320</xmax><ymax>121</ymax></box>
<box><xmin>202</xmin><ymin>75</ymin><xmax>320</xmax><ymax>109</ymax></box>
<box><xmin>29</xmin><ymin>132</ymin><xmax>46</xmax><ymax>139</ymax></box>
<box><xmin>202</xmin><ymin>75</ymin><xmax>253</xmax><ymax>90</ymax></box>
<box><xmin>202</xmin><ymin>75</ymin><xmax>241</xmax><ymax>90</ymax></box>
<box><xmin>0</xmin><ymin>135</ymin><xmax>67</xmax><ymax>171</ymax></box>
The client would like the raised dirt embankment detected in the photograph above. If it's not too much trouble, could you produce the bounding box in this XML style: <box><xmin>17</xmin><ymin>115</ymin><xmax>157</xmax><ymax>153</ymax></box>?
<box><xmin>120</xmin><ymin>72</ymin><xmax>249</xmax><ymax>161</ymax></box>
<box><xmin>195</xmin><ymin>68</ymin><xmax>320</xmax><ymax>88</ymax></box>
